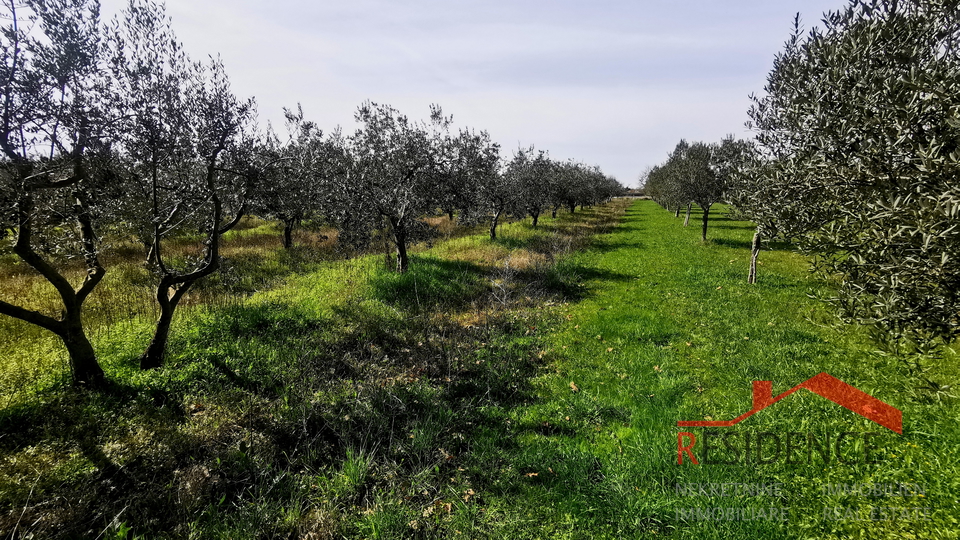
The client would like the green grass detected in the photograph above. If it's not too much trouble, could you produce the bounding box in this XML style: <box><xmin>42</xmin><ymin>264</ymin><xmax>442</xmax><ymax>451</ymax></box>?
<box><xmin>462</xmin><ymin>201</ymin><xmax>959</xmax><ymax>539</ymax></box>
<box><xmin>0</xmin><ymin>200</ymin><xmax>957</xmax><ymax>539</ymax></box>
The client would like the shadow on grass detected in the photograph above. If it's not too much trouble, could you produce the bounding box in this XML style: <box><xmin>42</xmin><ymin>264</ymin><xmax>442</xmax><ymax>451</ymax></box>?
<box><xmin>534</xmin><ymin>260</ymin><xmax>636</xmax><ymax>301</ymax></box>
<box><xmin>707</xmin><ymin>222</ymin><xmax>757</xmax><ymax>230</ymax></box>
<box><xmin>590</xmin><ymin>240</ymin><xmax>644</xmax><ymax>253</ymax></box>
<box><xmin>710</xmin><ymin>238</ymin><xmax>753</xmax><ymax>250</ymax></box>
<box><xmin>711</xmin><ymin>237</ymin><xmax>796</xmax><ymax>252</ymax></box>
<box><xmin>0</xmin><ymin>294</ymin><xmax>548</xmax><ymax>538</ymax></box>
<box><xmin>368</xmin><ymin>255</ymin><xmax>487</xmax><ymax>311</ymax></box>
<box><xmin>0</xmin><ymin>202</ymin><xmax>636</xmax><ymax>538</ymax></box>
<box><xmin>491</xmin><ymin>234</ymin><xmax>537</xmax><ymax>250</ymax></box>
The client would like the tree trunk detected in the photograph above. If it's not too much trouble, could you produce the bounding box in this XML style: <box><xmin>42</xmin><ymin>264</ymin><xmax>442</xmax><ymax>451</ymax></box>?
<box><xmin>282</xmin><ymin>219</ymin><xmax>295</xmax><ymax>249</ymax></box>
<box><xmin>140</xmin><ymin>307</ymin><xmax>173</xmax><ymax>370</ymax></box>
<box><xmin>140</xmin><ymin>198</ymin><xmax>238</xmax><ymax>370</ymax></box>
<box><xmin>138</xmin><ymin>152</ymin><xmax>245</xmax><ymax>370</ymax></box>
<box><xmin>551</xmin><ymin>206</ymin><xmax>558</xmax><ymax>219</ymax></box>
<box><xmin>748</xmin><ymin>228</ymin><xmax>761</xmax><ymax>284</ymax></box>
<box><xmin>61</xmin><ymin>321</ymin><xmax>105</xmax><ymax>387</ymax></box>
<box><xmin>701</xmin><ymin>204</ymin><xmax>710</xmax><ymax>242</ymax></box>
<box><xmin>447</xmin><ymin>209</ymin><xmax>455</xmax><ymax>222</ymax></box>
<box><xmin>395</xmin><ymin>235</ymin><xmax>409</xmax><ymax>273</ymax></box>
<box><xmin>144</xmin><ymin>240</ymin><xmax>157</xmax><ymax>265</ymax></box>
<box><xmin>140</xmin><ymin>280</ymin><xmax>187</xmax><ymax>370</ymax></box>
<box><xmin>531</xmin><ymin>213</ymin><xmax>539</xmax><ymax>227</ymax></box>
<box><xmin>683</xmin><ymin>203</ymin><xmax>691</xmax><ymax>226</ymax></box>
<box><xmin>568</xmin><ymin>202</ymin><xmax>576</xmax><ymax>213</ymax></box>
<box><xmin>489</xmin><ymin>210</ymin><xmax>501</xmax><ymax>240</ymax></box>
<box><xmin>675</xmin><ymin>207</ymin><xmax>681</xmax><ymax>218</ymax></box>
<box><xmin>390</xmin><ymin>217</ymin><xmax>409</xmax><ymax>273</ymax></box>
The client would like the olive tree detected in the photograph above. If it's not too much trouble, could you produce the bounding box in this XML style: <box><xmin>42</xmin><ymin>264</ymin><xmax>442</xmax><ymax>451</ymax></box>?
<box><xmin>646</xmin><ymin>139</ymin><xmax>718</xmax><ymax>238</ymax></box>
<box><xmin>510</xmin><ymin>147</ymin><xmax>553</xmax><ymax>226</ymax></box>
<box><xmin>337</xmin><ymin>102</ymin><xmax>450</xmax><ymax>273</ymax></box>
<box><xmin>0</xmin><ymin>0</ymin><xmax>114</xmax><ymax>386</ymax></box>
<box><xmin>747</xmin><ymin>1</ymin><xmax>960</xmax><ymax>360</ymax></box>
<box><xmin>110</xmin><ymin>0</ymin><xmax>256</xmax><ymax>369</ymax></box>
<box><xmin>446</xmin><ymin>128</ymin><xmax>504</xmax><ymax>239</ymax></box>
<box><xmin>645</xmin><ymin>141</ymin><xmax>691</xmax><ymax>218</ymax></box>
<box><xmin>435</xmin><ymin>128</ymin><xmax>496</xmax><ymax>224</ymax></box>
<box><xmin>676</xmin><ymin>141</ymin><xmax>720</xmax><ymax>241</ymax></box>
<box><xmin>254</xmin><ymin>105</ymin><xmax>340</xmax><ymax>249</ymax></box>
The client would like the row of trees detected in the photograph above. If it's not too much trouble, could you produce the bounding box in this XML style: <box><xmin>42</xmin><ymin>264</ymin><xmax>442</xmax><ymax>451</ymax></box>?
<box><xmin>642</xmin><ymin>136</ymin><xmax>752</xmax><ymax>242</ymax></box>
<box><xmin>261</xmin><ymin>107</ymin><xmax>622</xmax><ymax>268</ymax></box>
<box><xmin>645</xmin><ymin>0</ymin><xmax>960</xmax><ymax>367</ymax></box>
<box><xmin>0</xmin><ymin>0</ymin><xmax>622</xmax><ymax>386</ymax></box>
<box><xmin>731</xmin><ymin>0</ymin><xmax>960</xmax><ymax>366</ymax></box>
<box><xmin>644</xmin><ymin>1</ymin><xmax>958</xmax><ymax>369</ymax></box>
<box><xmin>459</xmin><ymin>147</ymin><xmax>622</xmax><ymax>240</ymax></box>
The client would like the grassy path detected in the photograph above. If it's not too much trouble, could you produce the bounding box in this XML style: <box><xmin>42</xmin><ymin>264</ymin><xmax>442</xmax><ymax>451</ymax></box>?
<box><xmin>476</xmin><ymin>200</ymin><xmax>959</xmax><ymax>539</ymax></box>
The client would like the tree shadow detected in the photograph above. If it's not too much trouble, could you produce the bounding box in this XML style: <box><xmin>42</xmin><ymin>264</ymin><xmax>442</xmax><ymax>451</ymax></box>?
<box><xmin>368</xmin><ymin>255</ymin><xmax>487</xmax><ymax>311</ymax></box>
<box><xmin>591</xmin><ymin>240</ymin><xmax>644</xmax><ymax>253</ymax></box>
<box><xmin>491</xmin><ymin>235</ymin><xmax>535</xmax><ymax>250</ymax></box>
<box><xmin>711</xmin><ymin>238</ymin><xmax>753</xmax><ymax>250</ymax></box>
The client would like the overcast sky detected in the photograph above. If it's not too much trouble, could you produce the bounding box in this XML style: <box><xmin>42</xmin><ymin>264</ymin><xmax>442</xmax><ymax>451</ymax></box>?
<box><xmin>99</xmin><ymin>0</ymin><xmax>846</xmax><ymax>187</ymax></box>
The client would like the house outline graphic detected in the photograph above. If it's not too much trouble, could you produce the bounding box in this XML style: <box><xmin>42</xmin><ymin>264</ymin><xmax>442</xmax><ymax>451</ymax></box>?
<box><xmin>677</xmin><ymin>372</ymin><xmax>902</xmax><ymax>434</ymax></box>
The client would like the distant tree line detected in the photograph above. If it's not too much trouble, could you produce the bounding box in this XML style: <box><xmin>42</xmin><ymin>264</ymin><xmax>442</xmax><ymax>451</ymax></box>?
<box><xmin>0</xmin><ymin>0</ymin><xmax>624</xmax><ymax>386</ymax></box>
<box><xmin>642</xmin><ymin>136</ymin><xmax>752</xmax><ymax>242</ymax></box>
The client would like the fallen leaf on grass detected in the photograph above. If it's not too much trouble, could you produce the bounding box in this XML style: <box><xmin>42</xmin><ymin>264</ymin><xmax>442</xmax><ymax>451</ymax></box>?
<box><xmin>569</xmin><ymin>381</ymin><xmax>580</xmax><ymax>392</ymax></box>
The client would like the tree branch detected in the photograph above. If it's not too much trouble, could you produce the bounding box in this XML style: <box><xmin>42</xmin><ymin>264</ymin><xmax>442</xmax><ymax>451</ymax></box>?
<box><xmin>0</xmin><ymin>299</ymin><xmax>62</xmax><ymax>333</ymax></box>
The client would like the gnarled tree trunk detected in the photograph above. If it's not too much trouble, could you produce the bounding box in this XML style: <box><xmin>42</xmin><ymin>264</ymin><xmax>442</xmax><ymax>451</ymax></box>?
<box><xmin>140</xmin><ymin>276</ymin><xmax>187</xmax><ymax>370</ymax></box>
<box><xmin>61</xmin><ymin>321</ymin><xmax>105</xmax><ymax>386</ymax></box>
<box><xmin>140</xmin><ymin>157</ymin><xmax>245</xmax><ymax>369</ymax></box>
<box><xmin>389</xmin><ymin>216</ymin><xmax>410</xmax><ymax>273</ymax></box>
<box><xmin>0</xmin><ymin>192</ymin><xmax>107</xmax><ymax>387</ymax></box>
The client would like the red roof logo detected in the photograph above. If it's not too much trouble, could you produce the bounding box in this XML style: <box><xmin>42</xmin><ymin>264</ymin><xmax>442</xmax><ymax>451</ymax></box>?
<box><xmin>677</xmin><ymin>373</ymin><xmax>902</xmax><ymax>434</ymax></box>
